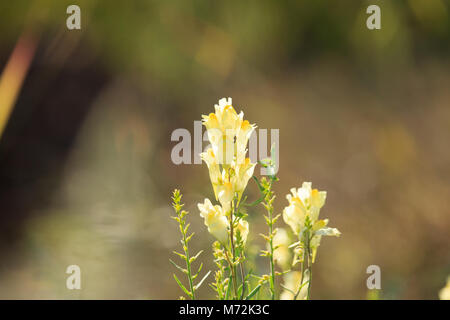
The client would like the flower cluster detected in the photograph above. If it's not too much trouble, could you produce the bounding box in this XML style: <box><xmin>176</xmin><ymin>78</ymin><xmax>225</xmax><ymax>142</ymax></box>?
<box><xmin>198</xmin><ymin>98</ymin><xmax>256</xmax><ymax>245</ymax></box>
<box><xmin>278</xmin><ymin>182</ymin><xmax>340</xmax><ymax>300</ymax></box>
<box><xmin>283</xmin><ymin>182</ymin><xmax>340</xmax><ymax>263</ymax></box>
<box><xmin>170</xmin><ymin>98</ymin><xmax>342</xmax><ymax>300</ymax></box>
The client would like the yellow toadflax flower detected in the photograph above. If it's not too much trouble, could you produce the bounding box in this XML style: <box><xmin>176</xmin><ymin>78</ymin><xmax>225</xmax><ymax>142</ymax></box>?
<box><xmin>198</xmin><ymin>198</ymin><xmax>229</xmax><ymax>244</ymax></box>
<box><xmin>439</xmin><ymin>276</ymin><xmax>450</xmax><ymax>300</ymax></box>
<box><xmin>200</xmin><ymin>148</ymin><xmax>221</xmax><ymax>197</ymax></box>
<box><xmin>235</xmin><ymin>219</ymin><xmax>249</xmax><ymax>244</ymax></box>
<box><xmin>233</xmin><ymin>157</ymin><xmax>256</xmax><ymax>195</ymax></box>
<box><xmin>199</xmin><ymin>98</ymin><xmax>256</xmax><ymax>246</ymax></box>
<box><xmin>283</xmin><ymin>182</ymin><xmax>340</xmax><ymax>262</ymax></box>
<box><xmin>283</xmin><ymin>182</ymin><xmax>326</xmax><ymax>235</ymax></box>
<box><xmin>197</xmin><ymin>198</ymin><xmax>249</xmax><ymax>246</ymax></box>
<box><xmin>202</xmin><ymin>98</ymin><xmax>247</xmax><ymax>165</ymax></box>
<box><xmin>200</xmin><ymin>98</ymin><xmax>256</xmax><ymax>200</ymax></box>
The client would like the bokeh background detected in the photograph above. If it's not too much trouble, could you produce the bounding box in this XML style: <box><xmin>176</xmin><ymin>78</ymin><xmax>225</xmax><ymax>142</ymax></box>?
<box><xmin>0</xmin><ymin>0</ymin><xmax>449</xmax><ymax>299</ymax></box>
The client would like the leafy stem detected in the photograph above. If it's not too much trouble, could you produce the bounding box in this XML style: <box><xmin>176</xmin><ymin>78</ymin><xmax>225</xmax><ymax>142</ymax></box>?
<box><xmin>171</xmin><ymin>189</ymin><xmax>209</xmax><ymax>300</ymax></box>
<box><xmin>306</xmin><ymin>231</ymin><xmax>313</xmax><ymax>300</ymax></box>
<box><xmin>293</xmin><ymin>221</ymin><xmax>313</xmax><ymax>300</ymax></box>
<box><xmin>260</xmin><ymin>176</ymin><xmax>278</xmax><ymax>299</ymax></box>
<box><xmin>229</xmin><ymin>198</ymin><xmax>239</xmax><ymax>299</ymax></box>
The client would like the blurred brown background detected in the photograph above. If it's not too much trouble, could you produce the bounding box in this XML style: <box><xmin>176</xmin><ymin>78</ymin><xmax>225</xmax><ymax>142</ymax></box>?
<box><xmin>0</xmin><ymin>0</ymin><xmax>449</xmax><ymax>299</ymax></box>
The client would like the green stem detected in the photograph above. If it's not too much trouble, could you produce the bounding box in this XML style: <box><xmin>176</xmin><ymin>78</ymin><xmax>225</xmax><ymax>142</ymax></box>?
<box><xmin>229</xmin><ymin>199</ymin><xmax>239</xmax><ymax>299</ymax></box>
<box><xmin>223</xmin><ymin>249</ymin><xmax>237</xmax><ymax>300</ymax></box>
<box><xmin>269</xmin><ymin>238</ymin><xmax>275</xmax><ymax>299</ymax></box>
<box><xmin>266</xmin><ymin>178</ymin><xmax>276</xmax><ymax>299</ymax></box>
<box><xmin>239</xmin><ymin>256</ymin><xmax>246</xmax><ymax>299</ymax></box>
<box><xmin>268</xmin><ymin>202</ymin><xmax>275</xmax><ymax>298</ymax></box>
<box><xmin>294</xmin><ymin>229</ymin><xmax>312</xmax><ymax>300</ymax></box>
<box><xmin>181</xmin><ymin>221</ymin><xmax>195</xmax><ymax>300</ymax></box>
<box><xmin>294</xmin><ymin>247</ymin><xmax>306</xmax><ymax>300</ymax></box>
<box><xmin>306</xmin><ymin>234</ymin><xmax>312</xmax><ymax>300</ymax></box>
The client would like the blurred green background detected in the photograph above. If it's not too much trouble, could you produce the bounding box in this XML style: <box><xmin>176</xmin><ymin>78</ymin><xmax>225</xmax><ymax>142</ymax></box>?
<box><xmin>0</xmin><ymin>0</ymin><xmax>449</xmax><ymax>299</ymax></box>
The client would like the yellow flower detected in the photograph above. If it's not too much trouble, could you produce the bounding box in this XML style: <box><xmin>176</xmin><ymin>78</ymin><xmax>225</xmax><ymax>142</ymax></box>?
<box><xmin>200</xmin><ymin>98</ymin><xmax>255</xmax><ymax>247</ymax></box>
<box><xmin>202</xmin><ymin>112</ymin><xmax>220</xmax><ymax>132</ymax></box>
<box><xmin>202</xmin><ymin>98</ymin><xmax>241</xmax><ymax>136</ymax></box>
<box><xmin>198</xmin><ymin>198</ymin><xmax>229</xmax><ymax>244</ymax></box>
<box><xmin>308</xmin><ymin>218</ymin><xmax>340</xmax><ymax>262</ymax></box>
<box><xmin>283</xmin><ymin>182</ymin><xmax>328</xmax><ymax>235</ymax></box>
<box><xmin>233</xmin><ymin>157</ymin><xmax>256</xmax><ymax>197</ymax></box>
<box><xmin>202</xmin><ymin>98</ymin><xmax>256</xmax><ymax>166</ymax></box>
<box><xmin>200</xmin><ymin>148</ymin><xmax>221</xmax><ymax>197</ymax></box>
<box><xmin>214</xmin><ymin>129</ymin><xmax>236</xmax><ymax>165</ymax></box>
<box><xmin>235</xmin><ymin>219</ymin><xmax>249</xmax><ymax>244</ymax></box>
<box><xmin>283</xmin><ymin>182</ymin><xmax>340</xmax><ymax>263</ymax></box>
<box><xmin>235</xmin><ymin>119</ymin><xmax>256</xmax><ymax>165</ymax></box>
<box><xmin>202</xmin><ymin>98</ymin><xmax>245</xmax><ymax>165</ymax></box>
<box><xmin>216</xmin><ymin>178</ymin><xmax>234</xmax><ymax>213</ymax></box>
<box><xmin>280</xmin><ymin>271</ymin><xmax>309</xmax><ymax>300</ymax></box>
<box><xmin>213</xmin><ymin>98</ymin><xmax>242</xmax><ymax>132</ymax></box>
<box><xmin>200</xmin><ymin>98</ymin><xmax>256</xmax><ymax>205</ymax></box>
<box><xmin>439</xmin><ymin>276</ymin><xmax>450</xmax><ymax>300</ymax></box>
<box><xmin>271</xmin><ymin>228</ymin><xmax>291</xmax><ymax>270</ymax></box>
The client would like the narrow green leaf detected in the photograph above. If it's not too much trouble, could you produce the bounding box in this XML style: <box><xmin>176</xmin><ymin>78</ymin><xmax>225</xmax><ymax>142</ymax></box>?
<box><xmin>244</xmin><ymin>195</ymin><xmax>264</xmax><ymax>207</ymax></box>
<box><xmin>288</xmin><ymin>241</ymin><xmax>301</xmax><ymax>248</ymax></box>
<box><xmin>224</xmin><ymin>274</ymin><xmax>233</xmax><ymax>300</ymax></box>
<box><xmin>190</xmin><ymin>250</ymin><xmax>203</xmax><ymax>264</ymax></box>
<box><xmin>169</xmin><ymin>259</ymin><xmax>188</xmax><ymax>274</ymax></box>
<box><xmin>237</xmin><ymin>283</ymin><xmax>243</xmax><ymax>299</ymax></box>
<box><xmin>194</xmin><ymin>270</ymin><xmax>211</xmax><ymax>290</ymax></box>
<box><xmin>173</xmin><ymin>274</ymin><xmax>192</xmax><ymax>298</ymax></box>
<box><xmin>252</xmin><ymin>176</ymin><xmax>265</xmax><ymax>192</ymax></box>
<box><xmin>172</xmin><ymin>251</ymin><xmax>186</xmax><ymax>260</ymax></box>
<box><xmin>185</xmin><ymin>232</ymin><xmax>195</xmax><ymax>243</ymax></box>
<box><xmin>259</xmin><ymin>233</ymin><xmax>270</xmax><ymax>241</ymax></box>
<box><xmin>245</xmin><ymin>284</ymin><xmax>262</xmax><ymax>300</ymax></box>
<box><xmin>196</xmin><ymin>262</ymin><xmax>203</xmax><ymax>274</ymax></box>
